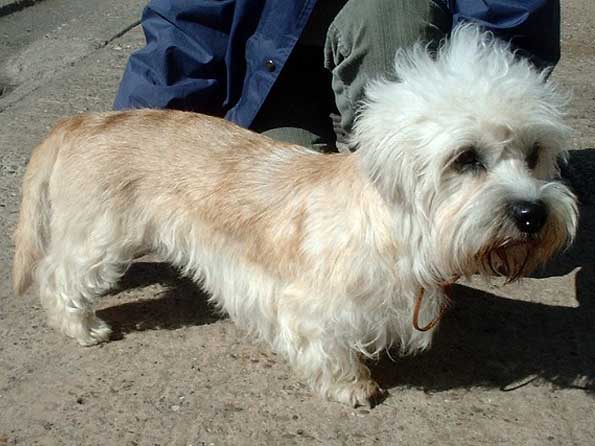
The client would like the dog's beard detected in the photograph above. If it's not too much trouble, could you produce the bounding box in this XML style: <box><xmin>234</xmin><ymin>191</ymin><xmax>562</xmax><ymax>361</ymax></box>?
<box><xmin>478</xmin><ymin>238</ymin><xmax>537</xmax><ymax>282</ymax></box>
<box><xmin>438</xmin><ymin>235</ymin><xmax>538</xmax><ymax>284</ymax></box>
<box><xmin>452</xmin><ymin>210</ymin><xmax>574</xmax><ymax>283</ymax></box>
<box><xmin>432</xmin><ymin>190</ymin><xmax>576</xmax><ymax>284</ymax></box>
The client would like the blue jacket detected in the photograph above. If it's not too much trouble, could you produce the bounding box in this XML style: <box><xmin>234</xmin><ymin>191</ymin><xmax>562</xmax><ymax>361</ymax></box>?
<box><xmin>114</xmin><ymin>0</ymin><xmax>560</xmax><ymax>128</ymax></box>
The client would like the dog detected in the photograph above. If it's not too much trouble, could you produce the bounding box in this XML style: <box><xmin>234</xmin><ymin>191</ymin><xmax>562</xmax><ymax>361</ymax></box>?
<box><xmin>13</xmin><ymin>25</ymin><xmax>578</xmax><ymax>407</ymax></box>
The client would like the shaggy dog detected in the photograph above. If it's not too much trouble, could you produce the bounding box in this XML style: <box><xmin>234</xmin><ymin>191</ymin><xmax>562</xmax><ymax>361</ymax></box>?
<box><xmin>13</xmin><ymin>25</ymin><xmax>578</xmax><ymax>406</ymax></box>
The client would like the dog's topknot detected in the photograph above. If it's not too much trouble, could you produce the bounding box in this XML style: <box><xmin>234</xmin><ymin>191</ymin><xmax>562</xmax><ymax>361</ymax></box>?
<box><xmin>356</xmin><ymin>23</ymin><xmax>569</xmax><ymax>140</ymax></box>
<box><xmin>353</xmin><ymin>23</ymin><xmax>571</xmax><ymax>201</ymax></box>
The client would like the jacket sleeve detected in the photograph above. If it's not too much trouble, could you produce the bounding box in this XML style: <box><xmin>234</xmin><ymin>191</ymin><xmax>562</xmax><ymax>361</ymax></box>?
<box><xmin>114</xmin><ymin>0</ymin><xmax>235</xmax><ymax>114</ymax></box>
<box><xmin>452</xmin><ymin>0</ymin><xmax>560</xmax><ymax>69</ymax></box>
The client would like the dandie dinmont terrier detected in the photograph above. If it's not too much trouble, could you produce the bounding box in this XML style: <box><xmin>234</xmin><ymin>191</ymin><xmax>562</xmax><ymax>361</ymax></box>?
<box><xmin>13</xmin><ymin>25</ymin><xmax>578</xmax><ymax>406</ymax></box>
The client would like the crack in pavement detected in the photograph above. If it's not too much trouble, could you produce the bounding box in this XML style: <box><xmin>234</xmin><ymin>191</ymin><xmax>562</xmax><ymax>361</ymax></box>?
<box><xmin>0</xmin><ymin>20</ymin><xmax>140</xmax><ymax>113</ymax></box>
<box><xmin>0</xmin><ymin>0</ymin><xmax>46</xmax><ymax>18</ymax></box>
<box><xmin>99</xmin><ymin>19</ymin><xmax>141</xmax><ymax>48</ymax></box>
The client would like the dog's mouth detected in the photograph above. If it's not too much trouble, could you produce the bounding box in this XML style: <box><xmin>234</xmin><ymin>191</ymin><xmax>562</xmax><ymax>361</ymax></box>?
<box><xmin>477</xmin><ymin>236</ymin><xmax>539</xmax><ymax>282</ymax></box>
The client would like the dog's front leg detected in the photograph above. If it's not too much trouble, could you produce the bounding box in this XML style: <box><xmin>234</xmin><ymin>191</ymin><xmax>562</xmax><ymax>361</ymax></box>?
<box><xmin>275</xmin><ymin>287</ymin><xmax>386</xmax><ymax>407</ymax></box>
<box><xmin>288</xmin><ymin>332</ymin><xmax>385</xmax><ymax>408</ymax></box>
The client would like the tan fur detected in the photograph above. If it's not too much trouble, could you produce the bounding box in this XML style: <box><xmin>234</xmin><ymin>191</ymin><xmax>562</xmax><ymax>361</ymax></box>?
<box><xmin>12</xmin><ymin>118</ymin><xmax>71</xmax><ymax>295</ymax></box>
<box><xmin>13</xmin><ymin>110</ymin><xmax>402</xmax><ymax>406</ymax></box>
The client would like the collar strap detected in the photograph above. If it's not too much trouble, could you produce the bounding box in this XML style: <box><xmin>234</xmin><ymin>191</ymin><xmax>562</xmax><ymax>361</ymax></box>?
<box><xmin>412</xmin><ymin>280</ymin><xmax>457</xmax><ymax>332</ymax></box>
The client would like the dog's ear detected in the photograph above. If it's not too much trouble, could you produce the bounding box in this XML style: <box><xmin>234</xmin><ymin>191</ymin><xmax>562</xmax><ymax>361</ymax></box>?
<box><xmin>352</xmin><ymin>112</ymin><xmax>429</xmax><ymax>209</ymax></box>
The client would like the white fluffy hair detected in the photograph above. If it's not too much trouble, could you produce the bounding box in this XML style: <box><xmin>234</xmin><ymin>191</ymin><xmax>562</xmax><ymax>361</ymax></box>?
<box><xmin>355</xmin><ymin>24</ymin><xmax>577</xmax><ymax>287</ymax></box>
<box><xmin>13</xmin><ymin>24</ymin><xmax>577</xmax><ymax>407</ymax></box>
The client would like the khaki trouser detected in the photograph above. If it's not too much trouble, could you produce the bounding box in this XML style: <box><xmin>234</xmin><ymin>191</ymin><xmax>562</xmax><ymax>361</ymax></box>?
<box><xmin>252</xmin><ymin>0</ymin><xmax>451</xmax><ymax>151</ymax></box>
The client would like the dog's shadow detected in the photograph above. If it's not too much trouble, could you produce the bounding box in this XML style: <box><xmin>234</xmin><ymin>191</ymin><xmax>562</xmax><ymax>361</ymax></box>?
<box><xmin>97</xmin><ymin>149</ymin><xmax>595</xmax><ymax>393</ymax></box>
<box><xmin>97</xmin><ymin>262</ymin><xmax>222</xmax><ymax>336</ymax></box>
<box><xmin>373</xmin><ymin>269</ymin><xmax>594</xmax><ymax>393</ymax></box>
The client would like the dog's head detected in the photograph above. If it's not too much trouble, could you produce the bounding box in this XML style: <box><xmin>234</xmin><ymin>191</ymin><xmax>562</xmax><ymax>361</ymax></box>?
<box><xmin>354</xmin><ymin>24</ymin><xmax>578</xmax><ymax>283</ymax></box>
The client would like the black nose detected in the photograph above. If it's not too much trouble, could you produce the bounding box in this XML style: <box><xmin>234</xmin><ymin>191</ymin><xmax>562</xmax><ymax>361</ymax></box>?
<box><xmin>510</xmin><ymin>200</ymin><xmax>548</xmax><ymax>234</ymax></box>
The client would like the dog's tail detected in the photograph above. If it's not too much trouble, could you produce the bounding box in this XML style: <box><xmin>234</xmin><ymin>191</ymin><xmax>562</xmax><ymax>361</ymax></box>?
<box><xmin>12</xmin><ymin>130</ymin><xmax>61</xmax><ymax>296</ymax></box>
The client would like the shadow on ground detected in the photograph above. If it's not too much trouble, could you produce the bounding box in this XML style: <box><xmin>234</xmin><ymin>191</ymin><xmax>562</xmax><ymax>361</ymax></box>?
<box><xmin>373</xmin><ymin>269</ymin><xmax>594</xmax><ymax>394</ymax></box>
<box><xmin>96</xmin><ymin>149</ymin><xmax>595</xmax><ymax>393</ymax></box>
<box><xmin>96</xmin><ymin>262</ymin><xmax>222</xmax><ymax>337</ymax></box>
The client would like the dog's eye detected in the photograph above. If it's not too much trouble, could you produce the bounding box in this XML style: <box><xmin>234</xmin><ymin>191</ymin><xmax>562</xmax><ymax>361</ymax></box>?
<box><xmin>454</xmin><ymin>148</ymin><xmax>484</xmax><ymax>173</ymax></box>
<box><xmin>526</xmin><ymin>143</ymin><xmax>540</xmax><ymax>170</ymax></box>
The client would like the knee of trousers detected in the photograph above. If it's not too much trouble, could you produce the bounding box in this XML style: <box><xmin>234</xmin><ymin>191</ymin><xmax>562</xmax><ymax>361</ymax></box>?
<box><xmin>323</xmin><ymin>0</ymin><xmax>452</xmax><ymax>134</ymax></box>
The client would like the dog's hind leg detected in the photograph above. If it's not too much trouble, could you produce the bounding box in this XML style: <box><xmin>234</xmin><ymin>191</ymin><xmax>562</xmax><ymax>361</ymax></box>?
<box><xmin>37</xmin><ymin>215</ymin><xmax>135</xmax><ymax>346</ymax></box>
<box><xmin>37</xmin><ymin>256</ymin><xmax>113</xmax><ymax>345</ymax></box>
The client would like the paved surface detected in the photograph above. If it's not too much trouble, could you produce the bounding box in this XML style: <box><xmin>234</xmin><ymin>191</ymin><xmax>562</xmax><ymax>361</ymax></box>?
<box><xmin>0</xmin><ymin>1</ymin><xmax>593</xmax><ymax>445</ymax></box>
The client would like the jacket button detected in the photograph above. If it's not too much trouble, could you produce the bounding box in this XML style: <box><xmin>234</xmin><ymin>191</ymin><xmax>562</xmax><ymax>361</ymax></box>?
<box><xmin>264</xmin><ymin>59</ymin><xmax>276</xmax><ymax>72</ymax></box>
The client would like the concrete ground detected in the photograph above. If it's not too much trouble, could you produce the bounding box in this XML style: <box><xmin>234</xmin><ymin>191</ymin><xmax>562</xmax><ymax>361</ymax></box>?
<box><xmin>0</xmin><ymin>1</ymin><xmax>593</xmax><ymax>445</ymax></box>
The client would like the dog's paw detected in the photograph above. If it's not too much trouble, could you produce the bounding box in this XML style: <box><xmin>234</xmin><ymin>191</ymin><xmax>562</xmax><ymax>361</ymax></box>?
<box><xmin>77</xmin><ymin>317</ymin><xmax>112</xmax><ymax>346</ymax></box>
<box><xmin>330</xmin><ymin>379</ymin><xmax>388</xmax><ymax>408</ymax></box>
<box><xmin>55</xmin><ymin>314</ymin><xmax>112</xmax><ymax>346</ymax></box>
